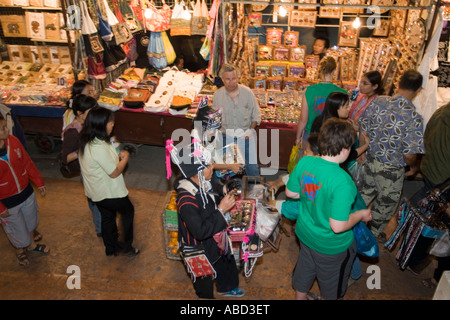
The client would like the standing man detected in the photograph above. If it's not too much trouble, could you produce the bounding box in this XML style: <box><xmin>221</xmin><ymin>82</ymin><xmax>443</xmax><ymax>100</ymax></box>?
<box><xmin>358</xmin><ymin>70</ymin><xmax>425</xmax><ymax>241</ymax></box>
<box><xmin>212</xmin><ymin>63</ymin><xmax>261</xmax><ymax>177</ymax></box>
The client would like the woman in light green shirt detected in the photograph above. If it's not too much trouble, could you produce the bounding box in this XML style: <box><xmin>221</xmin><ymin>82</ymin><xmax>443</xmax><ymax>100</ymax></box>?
<box><xmin>79</xmin><ymin>107</ymin><xmax>139</xmax><ymax>257</ymax></box>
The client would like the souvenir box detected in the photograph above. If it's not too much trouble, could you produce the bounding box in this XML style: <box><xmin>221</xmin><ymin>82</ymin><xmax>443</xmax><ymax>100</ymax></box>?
<box><xmin>26</xmin><ymin>11</ymin><xmax>46</xmax><ymax>39</ymax></box>
<box><xmin>289</xmin><ymin>46</ymin><xmax>306</xmax><ymax>63</ymax></box>
<box><xmin>252</xmin><ymin>77</ymin><xmax>266</xmax><ymax>90</ymax></box>
<box><xmin>267</xmin><ymin>76</ymin><xmax>283</xmax><ymax>90</ymax></box>
<box><xmin>288</xmin><ymin>63</ymin><xmax>305</xmax><ymax>77</ymax></box>
<box><xmin>284</xmin><ymin>31</ymin><xmax>299</xmax><ymax>46</ymax></box>
<box><xmin>266</xmin><ymin>28</ymin><xmax>283</xmax><ymax>45</ymax></box>
<box><xmin>257</xmin><ymin>45</ymin><xmax>273</xmax><ymax>61</ymax></box>
<box><xmin>254</xmin><ymin>62</ymin><xmax>271</xmax><ymax>77</ymax></box>
<box><xmin>273</xmin><ymin>46</ymin><xmax>290</xmax><ymax>61</ymax></box>
<box><xmin>338</xmin><ymin>21</ymin><xmax>360</xmax><ymax>47</ymax></box>
<box><xmin>271</xmin><ymin>63</ymin><xmax>287</xmax><ymax>77</ymax></box>
<box><xmin>319</xmin><ymin>0</ymin><xmax>342</xmax><ymax>19</ymax></box>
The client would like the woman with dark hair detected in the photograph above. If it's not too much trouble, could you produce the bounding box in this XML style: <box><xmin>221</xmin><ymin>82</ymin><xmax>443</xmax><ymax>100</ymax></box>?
<box><xmin>311</xmin><ymin>91</ymin><xmax>369</xmax><ymax>175</ymax></box>
<box><xmin>310</xmin><ymin>91</ymin><xmax>350</xmax><ymax>133</ymax></box>
<box><xmin>63</xmin><ymin>80</ymin><xmax>98</xmax><ymax>130</ymax></box>
<box><xmin>79</xmin><ymin>107</ymin><xmax>139</xmax><ymax>256</ymax></box>
<box><xmin>349</xmin><ymin>71</ymin><xmax>383</xmax><ymax>126</ymax></box>
<box><xmin>60</xmin><ymin>94</ymin><xmax>102</xmax><ymax>236</ymax></box>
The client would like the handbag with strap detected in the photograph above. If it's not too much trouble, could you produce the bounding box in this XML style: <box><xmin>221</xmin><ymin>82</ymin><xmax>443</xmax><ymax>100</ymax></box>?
<box><xmin>180</xmin><ymin>242</ymin><xmax>217</xmax><ymax>282</ymax></box>
<box><xmin>80</xmin><ymin>0</ymin><xmax>104</xmax><ymax>54</ymax></box>
<box><xmin>118</xmin><ymin>0</ymin><xmax>143</xmax><ymax>33</ymax></box>
<box><xmin>144</xmin><ymin>0</ymin><xmax>171</xmax><ymax>32</ymax></box>
<box><xmin>87</xmin><ymin>53</ymin><xmax>107</xmax><ymax>79</ymax></box>
<box><xmin>190</xmin><ymin>0</ymin><xmax>208</xmax><ymax>36</ymax></box>
<box><xmin>170</xmin><ymin>0</ymin><xmax>191</xmax><ymax>36</ymax></box>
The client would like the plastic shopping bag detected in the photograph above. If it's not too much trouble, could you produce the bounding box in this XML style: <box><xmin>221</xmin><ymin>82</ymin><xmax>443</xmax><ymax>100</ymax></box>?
<box><xmin>353</xmin><ymin>221</ymin><xmax>379</xmax><ymax>258</ymax></box>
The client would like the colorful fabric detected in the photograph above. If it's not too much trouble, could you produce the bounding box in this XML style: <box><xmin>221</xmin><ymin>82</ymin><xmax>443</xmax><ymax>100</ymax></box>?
<box><xmin>358</xmin><ymin>94</ymin><xmax>425</xmax><ymax>167</ymax></box>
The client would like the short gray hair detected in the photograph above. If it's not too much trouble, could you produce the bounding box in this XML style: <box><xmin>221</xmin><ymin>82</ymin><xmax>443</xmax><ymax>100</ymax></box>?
<box><xmin>219</xmin><ymin>63</ymin><xmax>241</xmax><ymax>79</ymax></box>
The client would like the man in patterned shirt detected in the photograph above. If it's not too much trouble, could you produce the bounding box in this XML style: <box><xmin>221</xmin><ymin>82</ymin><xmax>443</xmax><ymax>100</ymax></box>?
<box><xmin>358</xmin><ymin>70</ymin><xmax>425</xmax><ymax>240</ymax></box>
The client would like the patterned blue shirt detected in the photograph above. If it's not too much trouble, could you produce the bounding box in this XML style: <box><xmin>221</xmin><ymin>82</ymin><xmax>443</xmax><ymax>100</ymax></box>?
<box><xmin>358</xmin><ymin>95</ymin><xmax>425</xmax><ymax>167</ymax></box>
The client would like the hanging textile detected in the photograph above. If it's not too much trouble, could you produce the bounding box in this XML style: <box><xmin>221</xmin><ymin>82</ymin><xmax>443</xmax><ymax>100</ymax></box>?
<box><xmin>200</xmin><ymin>0</ymin><xmax>220</xmax><ymax>61</ymax></box>
<box><xmin>87</xmin><ymin>53</ymin><xmax>107</xmax><ymax>79</ymax></box>
<box><xmin>147</xmin><ymin>31</ymin><xmax>168</xmax><ymax>69</ymax></box>
<box><xmin>170</xmin><ymin>0</ymin><xmax>191</xmax><ymax>36</ymax></box>
<box><xmin>110</xmin><ymin>0</ymin><xmax>134</xmax><ymax>44</ymax></box>
<box><xmin>80</xmin><ymin>0</ymin><xmax>104</xmax><ymax>54</ymax></box>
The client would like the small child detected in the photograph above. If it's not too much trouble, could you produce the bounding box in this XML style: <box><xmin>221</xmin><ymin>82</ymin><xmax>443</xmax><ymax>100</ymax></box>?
<box><xmin>0</xmin><ymin>114</ymin><xmax>50</xmax><ymax>266</ymax></box>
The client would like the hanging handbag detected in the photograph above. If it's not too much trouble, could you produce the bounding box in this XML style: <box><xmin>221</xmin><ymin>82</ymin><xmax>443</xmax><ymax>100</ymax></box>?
<box><xmin>122</xmin><ymin>36</ymin><xmax>138</xmax><ymax>61</ymax></box>
<box><xmin>190</xmin><ymin>0</ymin><xmax>207</xmax><ymax>36</ymax></box>
<box><xmin>144</xmin><ymin>0</ymin><xmax>171</xmax><ymax>32</ymax></box>
<box><xmin>161</xmin><ymin>30</ymin><xmax>176</xmax><ymax>65</ymax></box>
<box><xmin>147</xmin><ymin>31</ymin><xmax>168</xmax><ymax>70</ymax></box>
<box><xmin>80</xmin><ymin>0</ymin><xmax>104</xmax><ymax>54</ymax></box>
<box><xmin>170</xmin><ymin>0</ymin><xmax>191</xmax><ymax>36</ymax></box>
<box><xmin>97</xmin><ymin>1</ymin><xmax>114</xmax><ymax>42</ymax></box>
<box><xmin>118</xmin><ymin>0</ymin><xmax>142</xmax><ymax>33</ymax></box>
<box><xmin>87</xmin><ymin>53</ymin><xmax>107</xmax><ymax>79</ymax></box>
<box><xmin>110</xmin><ymin>0</ymin><xmax>134</xmax><ymax>44</ymax></box>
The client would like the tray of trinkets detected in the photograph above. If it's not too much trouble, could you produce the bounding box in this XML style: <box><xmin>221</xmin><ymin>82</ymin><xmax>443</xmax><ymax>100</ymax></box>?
<box><xmin>228</xmin><ymin>200</ymin><xmax>256</xmax><ymax>242</ymax></box>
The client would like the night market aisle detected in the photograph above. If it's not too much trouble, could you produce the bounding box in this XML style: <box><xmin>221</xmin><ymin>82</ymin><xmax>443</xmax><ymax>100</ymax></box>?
<box><xmin>0</xmin><ymin>177</ymin><xmax>438</xmax><ymax>300</ymax></box>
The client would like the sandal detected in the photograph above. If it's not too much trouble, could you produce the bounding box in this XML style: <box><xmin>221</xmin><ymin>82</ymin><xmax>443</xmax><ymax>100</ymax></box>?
<box><xmin>33</xmin><ymin>230</ymin><xmax>43</xmax><ymax>242</ymax></box>
<box><xmin>118</xmin><ymin>247</ymin><xmax>140</xmax><ymax>257</ymax></box>
<box><xmin>27</xmin><ymin>244</ymin><xmax>50</xmax><ymax>254</ymax></box>
<box><xmin>220</xmin><ymin>287</ymin><xmax>245</xmax><ymax>297</ymax></box>
<box><xmin>306</xmin><ymin>291</ymin><xmax>321</xmax><ymax>300</ymax></box>
<box><xmin>17</xmin><ymin>251</ymin><xmax>29</xmax><ymax>266</ymax></box>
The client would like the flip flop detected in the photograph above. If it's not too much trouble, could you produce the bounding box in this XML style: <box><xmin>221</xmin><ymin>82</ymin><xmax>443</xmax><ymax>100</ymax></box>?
<box><xmin>28</xmin><ymin>244</ymin><xmax>50</xmax><ymax>254</ymax></box>
<box><xmin>17</xmin><ymin>252</ymin><xmax>29</xmax><ymax>266</ymax></box>
<box><xmin>421</xmin><ymin>278</ymin><xmax>437</xmax><ymax>289</ymax></box>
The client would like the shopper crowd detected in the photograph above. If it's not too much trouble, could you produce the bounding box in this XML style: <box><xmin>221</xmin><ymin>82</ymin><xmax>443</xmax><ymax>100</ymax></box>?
<box><xmin>0</xmin><ymin>57</ymin><xmax>448</xmax><ymax>300</ymax></box>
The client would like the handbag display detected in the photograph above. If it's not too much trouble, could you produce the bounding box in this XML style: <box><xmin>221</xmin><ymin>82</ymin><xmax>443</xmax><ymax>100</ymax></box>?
<box><xmin>190</xmin><ymin>0</ymin><xmax>208</xmax><ymax>36</ymax></box>
<box><xmin>170</xmin><ymin>0</ymin><xmax>191</xmax><ymax>36</ymax></box>
<box><xmin>123</xmin><ymin>88</ymin><xmax>151</xmax><ymax>109</ymax></box>
<box><xmin>161</xmin><ymin>30</ymin><xmax>176</xmax><ymax>65</ymax></box>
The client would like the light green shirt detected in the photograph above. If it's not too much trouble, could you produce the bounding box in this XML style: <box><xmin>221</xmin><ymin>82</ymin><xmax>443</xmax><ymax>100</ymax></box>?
<box><xmin>79</xmin><ymin>138</ymin><xmax>128</xmax><ymax>202</ymax></box>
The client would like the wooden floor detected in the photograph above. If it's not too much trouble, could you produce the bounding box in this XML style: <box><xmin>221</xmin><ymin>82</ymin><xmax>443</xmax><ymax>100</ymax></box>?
<box><xmin>0</xmin><ymin>178</ymin><xmax>439</xmax><ymax>301</ymax></box>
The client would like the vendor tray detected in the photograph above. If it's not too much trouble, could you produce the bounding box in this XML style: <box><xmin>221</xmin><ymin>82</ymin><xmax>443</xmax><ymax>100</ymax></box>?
<box><xmin>228</xmin><ymin>200</ymin><xmax>257</xmax><ymax>242</ymax></box>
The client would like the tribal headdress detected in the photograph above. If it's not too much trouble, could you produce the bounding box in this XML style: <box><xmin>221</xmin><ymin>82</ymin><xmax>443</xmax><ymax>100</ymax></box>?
<box><xmin>166</xmin><ymin>131</ymin><xmax>213</xmax><ymax>207</ymax></box>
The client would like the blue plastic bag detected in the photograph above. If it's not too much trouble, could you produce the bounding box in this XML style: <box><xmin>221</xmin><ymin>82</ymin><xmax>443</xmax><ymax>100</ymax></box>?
<box><xmin>353</xmin><ymin>221</ymin><xmax>379</xmax><ymax>258</ymax></box>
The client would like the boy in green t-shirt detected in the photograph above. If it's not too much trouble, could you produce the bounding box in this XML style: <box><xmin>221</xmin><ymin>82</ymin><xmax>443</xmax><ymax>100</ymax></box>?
<box><xmin>286</xmin><ymin>118</ymin><xmax>372</xmax><ymax>300</ymax></box>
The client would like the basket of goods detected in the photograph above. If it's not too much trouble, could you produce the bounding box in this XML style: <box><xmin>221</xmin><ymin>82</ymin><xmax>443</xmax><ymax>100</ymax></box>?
<box><xmin>228</xmin><ymin>200</ymin><xmax>256</xmax><ymax>242</ymax></box>
<box><xmin>164</xmin><ymin>191</ymin><xmax>181</xmax><ymax>260</ymax></box>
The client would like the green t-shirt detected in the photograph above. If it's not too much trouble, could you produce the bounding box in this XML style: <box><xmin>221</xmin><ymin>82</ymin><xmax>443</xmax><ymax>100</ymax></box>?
<box><xmin>304</xmin><ymin>83</ymin><xmax>347</xmax><ymax>133</ymax></box>
<box><xmin>286</xmin><ymin>156</ymin><xmax>357</xmax><ymax>255</ymax></box>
